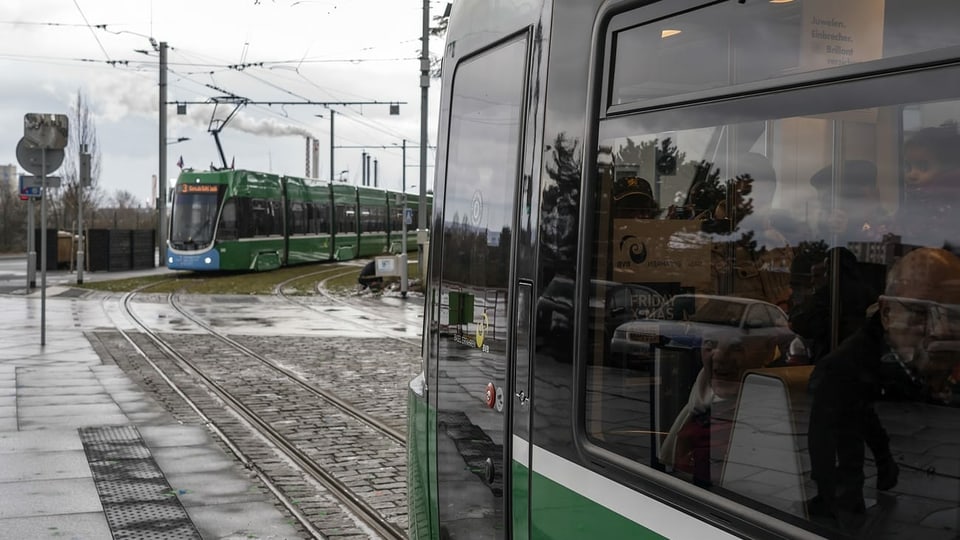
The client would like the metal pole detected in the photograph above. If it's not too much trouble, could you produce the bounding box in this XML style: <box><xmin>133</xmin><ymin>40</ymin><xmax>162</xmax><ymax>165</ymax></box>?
<box><xmin>418</xmin><ymin>0</ymin><xmax>430</xmax><ymax>270</ymax></box>
<box><xmin>159</xmin><ymin>41</ymin><xmax>168</xmax><ymax>267</ymax></box>
<box><xmin>329</xmin><ymin>110</ymin><xmax>335</xmax><ymax>182</ymax></box>
<box><xmin>40</xmin><ymin>148</ymin><xmax>47</xmax><ymax>346</ymax></box>
<box><xmin>27</xmin><ymin>198</ymin><xmax>35</xmax><ymax>289</ymax></box>
<box><xmin>374</xmin><ymin>158</ymin><xmax>378</xmax><ymax>188</ymax></box>
<box><xmin>401</xmin><ymin>139</ymin><xmax>408</xmax><ymax>297</ymax></box>
<box><xmin>77</xmin><ymin>143</ymin><xmax>86</xmax><ymax>284</ymax></box>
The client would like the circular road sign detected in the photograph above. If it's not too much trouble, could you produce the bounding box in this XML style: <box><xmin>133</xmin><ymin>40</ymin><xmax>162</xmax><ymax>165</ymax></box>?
<box><xmin>16</xmin><ymin>137</ymin><xmax>65</xmax><ymax>176</ymax></box>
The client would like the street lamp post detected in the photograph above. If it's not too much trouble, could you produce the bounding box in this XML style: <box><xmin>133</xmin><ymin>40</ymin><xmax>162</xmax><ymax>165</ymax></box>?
<box><xmin>158</xmin><ymin>41</ymin><xmax>168</xmax><ymax>267</ymax></box>
<box><xmin>329</xmin><ymin>111</ymin><xmax>335</xmax><ymax>182</ymax></box>
<box><xmin>400</xmin><ymin>139</ymin><xmax>408</xmax><ymax>297</ymax></box>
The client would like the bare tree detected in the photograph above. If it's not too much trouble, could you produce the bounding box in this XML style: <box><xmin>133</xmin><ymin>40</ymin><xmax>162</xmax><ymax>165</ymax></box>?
<box><xmin>111</xmin><ymin>189</ymin><xmax>139</xmax><ymax>209</ymax></box>
<box><xmin>50</xmin><ymin>89</ymin><xmax>106</xmax><ymax>232</ymax></box>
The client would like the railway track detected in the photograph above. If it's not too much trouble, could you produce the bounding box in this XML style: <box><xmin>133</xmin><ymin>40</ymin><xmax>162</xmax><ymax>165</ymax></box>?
<box><xmin>273</xmin><ymin>266</ymin><xmax>423</xmax><ymax>347</ymax></box>
<box><xmin>105</xmin><ymin>282</ymin><xmax>411</xmax><ymax>539</ymax></box>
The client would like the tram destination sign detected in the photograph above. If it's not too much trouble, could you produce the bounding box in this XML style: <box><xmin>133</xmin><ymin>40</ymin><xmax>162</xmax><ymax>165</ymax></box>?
<box><xmin>180</xmin><ymin>184</ymin><xmax>218</xmax><ymax>194</ymax></box>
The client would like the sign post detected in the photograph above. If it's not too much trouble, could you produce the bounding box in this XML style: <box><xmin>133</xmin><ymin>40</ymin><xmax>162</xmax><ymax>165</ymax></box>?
<box><xmin>17</xmin><ymin>113</ymin><xmax>68</xmax><ymax>347</ymax></box>
<box><xmin>40</xmin><ymin>148</ymin><xmax>47</xmax><ymax>345</ymax></box>
<box><xmin>27</xmin><ymin>198</ymin><xmax>35</xmax><ymax>289</ymax></box>
<box><xmin>18</xmin><ymin>175</ymin><xmax>41</xmax><ymax>288</ymax></box>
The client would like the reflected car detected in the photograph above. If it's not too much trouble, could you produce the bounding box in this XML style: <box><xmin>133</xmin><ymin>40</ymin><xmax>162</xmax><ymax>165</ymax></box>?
<box><xmin>610</xmin><ymin>294</ymin><xmax>795</xmax><ymax>371</ymax></box>
<box><xmin>536</xmin><ymin>277</ymin><xmax>656</xmax><ymax>346</ymax></box>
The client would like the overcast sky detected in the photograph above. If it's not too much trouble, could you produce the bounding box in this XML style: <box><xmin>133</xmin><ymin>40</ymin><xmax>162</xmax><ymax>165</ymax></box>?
<box><xmin>1</xmin><ymin>0</ymin><xmax>443</xmax><ymax>206</ymax></box>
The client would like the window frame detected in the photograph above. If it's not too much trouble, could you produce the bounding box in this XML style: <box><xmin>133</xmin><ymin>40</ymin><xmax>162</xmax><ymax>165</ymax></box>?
<box><xmin>575</xmin><ymin>2</ymin><xmax>960</xmax><ymax>538</ymax></box>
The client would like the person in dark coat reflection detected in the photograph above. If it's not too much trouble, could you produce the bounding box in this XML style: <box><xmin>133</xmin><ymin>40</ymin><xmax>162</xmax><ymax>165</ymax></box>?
<box><xmin>791</xmin><ymin>247</ymin><xmax>878</xmax><ymax>364</ymax></box>
<box><xmin>806</xmin><ymin>248</ymin><xmax>960</xmax><ymax>521</ymax></box>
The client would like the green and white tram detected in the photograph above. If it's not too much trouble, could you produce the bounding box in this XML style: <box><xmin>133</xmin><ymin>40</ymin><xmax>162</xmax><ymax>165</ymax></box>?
<box><xmin>409</xmin><ymin>0</ymin><xmax>960</xmax><ymax>538</ymax></box>
<box><xmin>167</xmin><ymin>169</ymin><xmax>425</xmax><ymax>271</ymax></box>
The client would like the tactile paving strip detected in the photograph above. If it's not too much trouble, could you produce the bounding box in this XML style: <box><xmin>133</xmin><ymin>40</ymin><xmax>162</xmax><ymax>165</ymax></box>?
<box><xmin>79</xmin><ymin>425</ymin><xmax>201</xmax><ymax>540</ymax></box>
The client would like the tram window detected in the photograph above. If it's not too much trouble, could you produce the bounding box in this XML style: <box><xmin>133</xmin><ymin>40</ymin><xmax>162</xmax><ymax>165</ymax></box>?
<box><xmin>336</xmin><ymin>205</ymin><xmax>357</xmax><ymax>234</ymax></box>
<box><xmin>434</xmin><ymin>34</ymin><xmax>527</xmax><ymax>537</ymax></box>
<box><xmin>170</xmin><ymin>187</ymin><xmax>221</xmax><ymax>246</ymax></box>
<box><xmin>390</xmin><ymin>208</ymin><xmax>400</xmax><ymax>233</ymax></box>
<box><xmin>316</xmin><ymin>203</ymin><xmax>331</xmax><ymax>234</ymax></box>
<box><xmin>585</xmin><ymin>72</ymin><xmax>960</xmax><ymax>534</ymax></box>
<box><xmin>359</xmin><ymin>206</ymin><xmax>383</xmax><ymax>233</ymax></box>
<box><xmin>251</xmin><ymin>198</ymin><xmax>282</xmax><ymax>237</ymax></box>
<box><xmin>290</xmin><ymin>201</ymin><xmax>306</xmax><ymax>235</ymax></box>
<box><xmin>270</xmin><ymin>200</ymin><xmax>283</xmax><ymax>235</ymax></box>
<box><xmin>251</xmin><ymin>199</ymin><xmax>267</xmax><ymax>236</ymax></box>
<box><xmin>610</xmin><ymin>0</ymin><xmax>960</xmax><ymax>109</ymax></box>
<box><xmin>218</xmin><ymin>198</ymin><xmax>238</xmax><ymax>240</ymax></box>
<box><xmin>305</xmin><ymin>203</ymin><xmax>314</xmax><ymax>234</ymax></box>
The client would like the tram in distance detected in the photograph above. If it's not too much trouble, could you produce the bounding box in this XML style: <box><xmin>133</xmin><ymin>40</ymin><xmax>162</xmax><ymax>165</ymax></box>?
<box><xmin>408</xmin><ymin>0</ymin><xmax>960</xmax><ymax>539</ymax></box>
<box><xmin>166</xmin><ymin>169</ymin><xmax>429</xmax><ymax>271</ymax></box>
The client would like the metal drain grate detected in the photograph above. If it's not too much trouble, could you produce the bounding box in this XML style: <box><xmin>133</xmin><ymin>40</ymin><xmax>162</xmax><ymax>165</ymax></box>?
<box><xmin>79</xmin><ymin>425</ymin><xmax>201</xmax><ymax>539</ymax></box>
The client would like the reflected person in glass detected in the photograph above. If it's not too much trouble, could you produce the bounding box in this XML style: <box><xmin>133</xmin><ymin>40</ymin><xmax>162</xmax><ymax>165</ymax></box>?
<box><xmin>806</xmin><ymin>247</ymin><xmax>960</xmax><ymax>522</ymax></box>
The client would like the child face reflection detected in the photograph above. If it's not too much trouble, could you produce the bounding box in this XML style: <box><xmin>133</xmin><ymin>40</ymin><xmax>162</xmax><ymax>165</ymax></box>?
<box><xmin>904</xmin><ymin>146</ymin><xmax>945</xmax><ymax>191</ymax></box>
<box><xmin>701</xmin><ymin>334</ymin><xmax>745</xmax><ymax>400</ymax></box>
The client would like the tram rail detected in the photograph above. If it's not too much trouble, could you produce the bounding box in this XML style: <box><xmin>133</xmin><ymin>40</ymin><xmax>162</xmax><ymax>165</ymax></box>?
<box><xmin>109</xmin><ymin>283</ymin><xmax>408</xmax><ymax>540</ymax></box>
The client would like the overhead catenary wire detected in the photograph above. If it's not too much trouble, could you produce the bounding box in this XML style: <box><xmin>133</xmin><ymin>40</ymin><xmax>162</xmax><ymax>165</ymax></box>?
<box><xmin>3</xmin><ymin>8</ymin><xmax>442</xmax><ymax>180</ymax></box>
<box><xmin>71</xmin><ymin>0</ymin><xmax>112</xmax><ymax>61</ymax></box>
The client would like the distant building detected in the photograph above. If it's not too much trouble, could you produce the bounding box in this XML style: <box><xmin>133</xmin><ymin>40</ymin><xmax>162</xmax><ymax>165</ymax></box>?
<box><xmin>848</xmin><ymin>234</ymin><xmax>919</xmax><ymax>265</ymax></box>
<box><xmin>0</xmin><ymin>164</ymin><xmax>16</xmax><ymax>193</ymax></box>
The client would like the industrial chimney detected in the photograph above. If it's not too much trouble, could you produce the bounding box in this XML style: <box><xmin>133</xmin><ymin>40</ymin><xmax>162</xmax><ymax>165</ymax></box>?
<box><xmin>305</xmin><ymin>137</ymin><xmax>311</xmax><ymax>177</ymax></box>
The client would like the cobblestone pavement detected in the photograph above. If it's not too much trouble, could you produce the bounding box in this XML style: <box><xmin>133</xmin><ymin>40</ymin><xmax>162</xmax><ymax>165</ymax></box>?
<box><xmin>89</xmin><ymin>291</ymin><xmax>424</xmax><ymax>539</ymax></box>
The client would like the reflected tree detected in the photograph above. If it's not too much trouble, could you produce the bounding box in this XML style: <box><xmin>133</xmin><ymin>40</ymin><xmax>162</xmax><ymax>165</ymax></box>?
<box><xmin>674</xmin><ymin>161</ymin><xmax>756</xmax><ymax>239</ymax></box>
<box><xmin>542</xmin><ymin>133</ymin><xmax>581</xmax><ymax>270</ymax></box>
<box><xmin>613</xmin><ymin>137</ymin><xmax>684</xmax><ymax>177</ymax></box>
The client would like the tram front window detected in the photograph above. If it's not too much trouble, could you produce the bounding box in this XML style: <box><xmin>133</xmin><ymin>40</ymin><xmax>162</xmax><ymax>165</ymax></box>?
<box><xmin>585</xmin><ymin>83</ymin><xmax>960</xmax><ymax>534</ymax></box>
<box><xmin>170</xmin><ymin>187</ymin><xmax>222</xmax><ymax>249</ymax></box>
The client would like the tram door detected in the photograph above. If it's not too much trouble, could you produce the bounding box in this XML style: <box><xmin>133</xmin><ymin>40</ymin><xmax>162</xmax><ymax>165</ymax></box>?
<box><xmin>432</xmin><ymin>34</ymin><xmax>530</xmax><ymax>539</ymax></box>
<box><xmin>510</xmin><ymin>281</ymin><xmax>534</xmax><ymax>540</ymax></box>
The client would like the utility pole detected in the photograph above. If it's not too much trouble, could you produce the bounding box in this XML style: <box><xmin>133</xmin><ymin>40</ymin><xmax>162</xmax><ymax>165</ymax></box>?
<box><xmin>158</xmin><ymin>41</ymin><xmax>168</xmax><ymax>267</ymax></box>
<box><xmin>419</xmin><ymin>0</ymin><xmax>430</xmax><ymax>271</ymax></box>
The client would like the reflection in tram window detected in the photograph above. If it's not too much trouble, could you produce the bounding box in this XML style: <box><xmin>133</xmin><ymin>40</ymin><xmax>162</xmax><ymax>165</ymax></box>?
<box><xmin>587</xmin><ymin>90</ymin><xmax>960</xmax><ymax>533</ymax></box>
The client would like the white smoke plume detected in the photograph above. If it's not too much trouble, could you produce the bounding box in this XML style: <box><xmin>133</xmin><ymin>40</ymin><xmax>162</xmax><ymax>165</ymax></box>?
<box><xmin>92</xmin><ymin>73</ymin><xmax>313</xmax><ymax>138</ymax></box>
<box><xmin>171</xmin><ymin>101</ymin><xmax>314</xmax><ymax>138</ymax></box>
<box><xmin>217</xmin><ymin>110</ymin><xmax>313</xmax><ymax>138</ymax></box>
